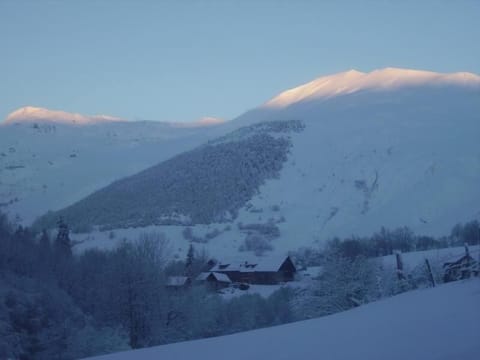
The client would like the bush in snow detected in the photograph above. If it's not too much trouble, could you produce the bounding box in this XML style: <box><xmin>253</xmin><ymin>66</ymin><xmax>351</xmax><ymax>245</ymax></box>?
<box><xmin>182</xmin><ymin>227</ymin><xmax>207</xmax><ymax>243</ymax></box>
<box><xmin>312</xmin><ymin>249</ymin><xmax>381</xmax><ymax>316</ymax></box>
<box><xmin>238</xmin><ymin>221</ymin><xmax>280</xmax><ymax>241</ymax></box>
<box><xmin>239</xmin><ymin>233</ymin><xmax>274</xmax><ymax>256</ymax></box>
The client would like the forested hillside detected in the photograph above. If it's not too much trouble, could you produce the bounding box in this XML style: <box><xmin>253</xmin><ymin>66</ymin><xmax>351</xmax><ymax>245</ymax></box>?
<box><xmin>33</xmin><ymin>120</ymin><xmax>304</xmax><ymax>231</ymax></box>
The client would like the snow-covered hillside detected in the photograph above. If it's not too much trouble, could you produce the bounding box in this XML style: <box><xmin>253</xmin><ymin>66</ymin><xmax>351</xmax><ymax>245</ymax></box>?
<box><xmin>0</xmin><ymin>112</ymin><xmax>228</xmax><ymax>224</ymax></box>
<box><xmin>232</xmin><ymin>69</ymin><xmax>480</xmax><ymax>246</ymax></box>
<box><xmin>51</xmin><ymin>68</ymin><xmax>480</xmax><ymax>259</ymax></box>
<box><xmin>2</xmin><ymin>68</ymin><xmax>480</xmax><ymax>259</ymax></box>
<box><xmin>86</xmin><ymin>279</ymin><xmax>480</xmax><ymax>360</ymax></box>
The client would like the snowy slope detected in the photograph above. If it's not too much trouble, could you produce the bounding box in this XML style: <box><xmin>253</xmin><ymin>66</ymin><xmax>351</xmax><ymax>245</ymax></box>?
<box><xmin>61</xmin><ymin>68</ymin><xmax>480</xmax><ymax>259</ymax></box>
<box><xmin>0</xmin><ymin>112</ymin><xmax>229</xmax><ymax>224</ymax></box>
<box><xmin>223</xmin><ymin>68</ymin><xmax>480</xmax><ymax>252</ymax></box>
<box><xmin>2</xmin><ymin>68</ymin><xmax>480</xmax><ymax>259</ymax></box>
<box><xmin>86</xmin><ymin>279</ymin><xmax>480</xmax><ymax>360</ymax></box>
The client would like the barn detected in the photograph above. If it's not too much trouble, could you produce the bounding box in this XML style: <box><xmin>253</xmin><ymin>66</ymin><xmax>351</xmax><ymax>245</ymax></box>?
<box><xmin>208</xmin><ymin>255</ymin><xmax>297</xmax><ymax>285</ymax></box>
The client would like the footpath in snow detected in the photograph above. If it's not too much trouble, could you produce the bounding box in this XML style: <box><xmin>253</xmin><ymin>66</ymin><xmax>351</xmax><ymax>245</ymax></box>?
<box><xmin>87</xmin><ymin>279</ymin><xmax>480</xmax><ymax>360</ymax></box>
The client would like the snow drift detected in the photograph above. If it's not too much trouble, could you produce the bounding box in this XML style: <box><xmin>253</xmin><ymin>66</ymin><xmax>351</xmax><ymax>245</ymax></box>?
<box><xmin>86</xmin><ymin>280</ymin><xmax>480</xmax><ymax>360</ymax></box>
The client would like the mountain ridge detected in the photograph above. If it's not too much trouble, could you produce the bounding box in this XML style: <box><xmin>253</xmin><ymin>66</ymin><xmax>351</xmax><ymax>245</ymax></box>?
<box><xmin>263</xmin><ymin>67</ymin><xmax>480</xmax><ymax>108</ymax></box>
<box><xmin>4</xmin><ymin>106</ymin><xmax>125</xmax><ymax>126</ymax></box>
<box><xmin>3</xmin><ymin>106</ymin><xmax>226</xmax><ymax>128</ymax></box>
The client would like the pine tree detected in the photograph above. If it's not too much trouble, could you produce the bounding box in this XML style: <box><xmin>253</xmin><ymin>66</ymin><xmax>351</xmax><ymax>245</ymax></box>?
<box><xmin>184</xmin><ymin>243</ymin><xmax>195</xmax><ymax>278</ymax></box>
<box><xmin>39</xmin><ymin>229</ymin><xmax>51</xmax><ymax>251</ymax></box>
<box><xmin>54</xmin><ymin>218</ymin><xmax>72</xmax><ymax>258</ymax></box>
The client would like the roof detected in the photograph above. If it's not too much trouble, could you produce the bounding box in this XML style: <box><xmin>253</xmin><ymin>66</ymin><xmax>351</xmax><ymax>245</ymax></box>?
<box><xmin>209</xmin><ymin>255</ymin><xmax>295</xmax><ymax>273</ymax></box>
<box><xmin>166</xmin><ymin>276</ymin><xmax>190</xmax><ymax>287</ymax></box>
<box><xmin>211</xmin><ymin>272</ymin><xmax>232</xmax><ymax>283</ymax></box>
<box><xmin>197</xmin><ymin>272</ymin><xmax>232</xmax><ymax>283</ymax></box>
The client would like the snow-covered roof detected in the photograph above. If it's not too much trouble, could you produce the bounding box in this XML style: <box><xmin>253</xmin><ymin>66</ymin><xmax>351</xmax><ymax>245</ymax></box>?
<box><xmin>212</xmin><ymin>272</ymin><xmax>232</xmax><ymax>283</ymax></box>
<box><xmin>210</xmin><ymin>255</ymin><xmax>294</xmax><ymax>273</ymax></box>
<box><xmin>197</xmin><ymin>272</ymin><xmax>232</xmax><ymax>283</ymax></box>
<box><xmin>196</xmin><ymin>272</ymin><xmax>210</xmax><ymax>281</ymax></box>
<box><xmin>166</xmin><ymin>276</ymin><xmax>190</xmax><ymax>287</ymax></box>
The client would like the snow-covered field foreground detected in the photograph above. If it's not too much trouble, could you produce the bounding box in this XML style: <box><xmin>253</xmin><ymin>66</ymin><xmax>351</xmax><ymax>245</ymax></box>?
<box><xmin>87</xmin><ymin>280</ymin><xmax>480</xmax><ymax>360</ymax></box>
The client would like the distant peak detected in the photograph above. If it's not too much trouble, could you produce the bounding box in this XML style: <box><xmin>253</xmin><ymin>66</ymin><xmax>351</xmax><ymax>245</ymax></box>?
<box><xmin>345</xmin><ymin>69</ymin><xmax>365</xmax><ymax>75</ymax></box>
<box><xmin>173</xmin><ymin>116</ymin><xmax>226</xmax><ymax>128</ymax></box>
<box><xmin>264</xmin><ymin>67</ymin><xmax>480</xmax><ymax>108</ymax></box>
<box><xmin>196</xmin><ymin>116</ymin><xmax>225</xmax><ymax>126</ymax></box>
<box><xmin>3</xmin><ymin>106</ymin><xmax>124</xmax><ymax>126</ymax></box>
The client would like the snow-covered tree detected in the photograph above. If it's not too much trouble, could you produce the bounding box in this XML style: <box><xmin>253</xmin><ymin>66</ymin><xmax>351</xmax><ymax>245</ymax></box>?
<box><xmin>313</xmin><ymin>250</ymin><xmax>381</xmax><ymax>316</ymax></box>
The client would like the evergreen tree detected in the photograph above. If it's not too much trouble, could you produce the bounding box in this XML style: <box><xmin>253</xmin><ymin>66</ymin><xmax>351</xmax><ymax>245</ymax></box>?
<box><xmin>39</xmin><ymin>229</ymin><xmax>51</xmax><ymax>251</ymax></box>
<box><xmin>37</xmin><ymin>228</ymin><xmax>54</xmax><ymax>279</ymax></box>
<box><xmin>184</xmin><ymin>243</ymin><xmax>194</xmax><ymax>278</ymax></box>
<box><xmin>54</xmin><ymin>218</ymin><xmax>72</xmax><ymax>258</ymax></box>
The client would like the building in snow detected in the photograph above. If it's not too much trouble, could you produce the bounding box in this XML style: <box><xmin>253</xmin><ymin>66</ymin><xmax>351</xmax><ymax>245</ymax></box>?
<box><xmin>166</xmin><ymin>276</ymin><xmax>191</xmax><ymax>290</ymax></box>
<box><xmin>207</xmin><ymin>255</ymin><xmax>297</xmax><ymax>285</ymax></box>
<box><xmin>196</xmin><ymin>272</ymin><xmax>232</xmax><ymax>291</ymax></box>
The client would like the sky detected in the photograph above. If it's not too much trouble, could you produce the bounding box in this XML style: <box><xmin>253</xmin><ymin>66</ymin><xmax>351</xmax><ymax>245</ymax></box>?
<box><xmin>0</xmin><ymin>0</ymin><xmax>479</xmax><ymax>123</ymax></box>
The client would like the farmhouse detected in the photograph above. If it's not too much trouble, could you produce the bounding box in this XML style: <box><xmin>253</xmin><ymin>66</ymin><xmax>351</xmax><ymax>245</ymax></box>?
<box><xmin>208</xmin><ymin>255</ymin><xmax>297</xmax><ymax>285</ymax></box>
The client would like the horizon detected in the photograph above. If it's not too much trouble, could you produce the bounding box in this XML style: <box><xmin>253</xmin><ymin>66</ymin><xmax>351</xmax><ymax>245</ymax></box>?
<box><xmin>1</xmin><ymin>1</ymin><xmax>479</xmax><ymax>123</ymax></box>
<box><xmin>2</xmin><ymin>66</ymin><xmax>480</xmax><ymax>124</ymax></box>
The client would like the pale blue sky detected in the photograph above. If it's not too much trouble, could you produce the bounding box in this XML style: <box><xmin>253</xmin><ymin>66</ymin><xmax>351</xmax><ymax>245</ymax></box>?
<box><xmin>1</xmin><ymin>1</ymin><xmax>479</xmax><ymax>122</ymax></box>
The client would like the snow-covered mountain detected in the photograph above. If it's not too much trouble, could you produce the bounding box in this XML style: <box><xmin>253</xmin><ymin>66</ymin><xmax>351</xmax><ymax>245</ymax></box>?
<box><xmin>4</xmin><ymin>106</ymin><xmax>125</xmax><ymax>126</ymax></box>
<box><xmin>264</xmin><ymin>68</ymin><xmax>479</xmax><ymax>108</ymax></box>
<box><xmin>0</xmin><ymin>109</ymin><xmax>229</xmax><ymax>224</ymax></box>
<box><xmin>2</xmin><ymin>68</ymin><xmax>480</xmax><ymax>258</ymax></box>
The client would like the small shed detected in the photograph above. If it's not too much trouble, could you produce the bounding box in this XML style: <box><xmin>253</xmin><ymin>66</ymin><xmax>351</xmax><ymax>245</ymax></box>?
<box><xmin>166</xmin><ymin>276</ymin><xmax>191</xmax><ymax>290</ymax></box>
<box><xmin>196</xmin><ymin>272</ymin><xmax>232</xmax><ymax>291</ymax></box>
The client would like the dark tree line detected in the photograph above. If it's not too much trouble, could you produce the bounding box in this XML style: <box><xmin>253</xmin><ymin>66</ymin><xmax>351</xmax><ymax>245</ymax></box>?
<box><xmin>317</xmin><ymin>221</ymin><xmax>479</xmax><ymax>262</ymax></box>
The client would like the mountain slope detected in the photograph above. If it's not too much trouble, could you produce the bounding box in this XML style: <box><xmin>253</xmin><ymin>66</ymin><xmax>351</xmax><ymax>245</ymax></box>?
<box><xmin>86</xmin><ymin>280</ymin><xmax>480</xmax><ymax>360</ymax></box>
<box><xmin>234</xmin><ymin>80</ymin><xmax>480</xmax><ymax>249</ymax></box>
<box><xmin>33</xmin><ymin>120</ymin><xmax>304</xmax><ymax>231</ymax></box>
<box><xmin>35</xmin><ymin>68</ymin><xmax>480</xmax><ymax>258</ymax></box>
<box><xmin>2</xmin><ymin>68</ymin><xmax>480</xmax><ymax>257</ymax></box>
<box><xmin>0</xmin><ymin>116</ymin><xmax>228</xmax><ymax>224</ymax></box>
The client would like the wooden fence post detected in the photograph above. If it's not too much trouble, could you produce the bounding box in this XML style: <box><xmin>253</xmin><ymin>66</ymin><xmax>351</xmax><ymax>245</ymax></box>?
<box><xmin>425</xmin><ymin>258</ymin><xmax>436</xmax><ymax>287</ymax></box>
<box><xmin>395</xmin><ymin>251</ymin><xmax>405</xmax><ymax>280</ymax></box>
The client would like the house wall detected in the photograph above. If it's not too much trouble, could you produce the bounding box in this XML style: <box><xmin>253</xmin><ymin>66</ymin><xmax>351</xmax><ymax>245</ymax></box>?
<box><xmin>205</xmin><ymin>277</ymin><xmax>230</xmax><ymax>291</ymax></box>
<box><xmin>215</xmin><ymin>270</ymin><xmax>295</xmax><ymax>285</ymax></box>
